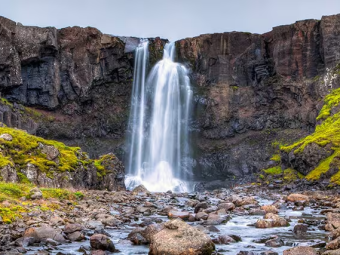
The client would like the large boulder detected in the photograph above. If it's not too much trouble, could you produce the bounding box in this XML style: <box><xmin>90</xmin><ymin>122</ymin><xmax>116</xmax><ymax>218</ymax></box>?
<box><xmin>283</xmin><ymin>246</ymin><xmax>317</xmax><ymax>255</ymax></box>
<box><xmin>149</xmin><ymin>219</ymin><xmax>215</xmax><ymax>255</ymax></box>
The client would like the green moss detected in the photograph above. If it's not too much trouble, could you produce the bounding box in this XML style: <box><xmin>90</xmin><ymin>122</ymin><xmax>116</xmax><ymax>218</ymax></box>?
<box><xmin>283</xmin><ymin>168</ymin><xmax>304</xmax><ymax>182</ymax></box>
<box><xmin>40</xmin><ymin>188</ymin><xmax>76</xmax><ymax>200</ymax></box>
<box><xmin>306</xmin><ymin>150</ymin><xmax>339</xmax><ymax>181</ymax></box>
<box><xmin>74</xmin><ymin>191</ymin><xmax>84</xmax><ymax>199</ymax></box>
<box><xmin>0</xmin><ymin>98</ymin><xmax>13</xmax><ymax>107</ymax></box>
<box><xmin>270</xmin><ymin>154</ymin><xmax>281</xmax><ymax>162</ymax></box>
<box><xmin>0</xmin><ymin>205</ymin><xmax>26</xmax><ymax>224</ymax></box>
<box><xmin>0</xmin><ymin>155</ymin><xmax>13</xmax><ymax>168</ymax></box>
<box><xmin>316</xmin><ymin>87</ymin><xmax>340</xmax><ymax>120</ymax></box>
<box><xmin>231</xmin><ymin>85</ymin><xmax>239</xmax><ymax>91</ymax></box>
<box><xmin>264</xmin><ymin>166</ymin><xmax>282</xmax><ymax>175</ymax></box>
<box><xmin>0</xmin><ymin>126</ymin><xmax>82</xmax><ymax>174</ymax></box>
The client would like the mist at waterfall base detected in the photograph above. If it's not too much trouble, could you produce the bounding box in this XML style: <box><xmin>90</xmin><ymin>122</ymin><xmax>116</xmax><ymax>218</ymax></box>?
<box><xmin>125</xmin><ymin>41</ymin><xmax>194</xmax><ymax>193</ymax></box>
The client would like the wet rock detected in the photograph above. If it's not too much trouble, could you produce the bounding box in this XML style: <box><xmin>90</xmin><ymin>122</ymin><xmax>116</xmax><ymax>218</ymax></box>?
<box><xmin>218</xmin><ymin>202</ymin><xmax>235</xmax><ymax>211</ymax></box>
<box><xmin>256</xmin><ymin>213</ymin><xmax>288</xmax><ymax>228</ymax></box>
<box><xmin>194</xmin><ymin>202</ymin><xmax>208</xmax><ymax>213</ymax></box>
<box><xmin>149</xmin><ymin>219</ymin><xmax>215</xmax><ymax>255</ymax></box>
<box><xmin>283</xmin><ymin>246</ymin><xmax>317</xmax><ymax>255</ymax></box>
<box><xmin>132</xmin><ymin>185</ymin><xmax>148</xmax><ymax>194</ymax></box>
<box><xmin>142</xmin><ymin>224</ymin><xmax>164</xmax><ymax>243</ymax></box>
<box><xmin>212</xmin><ymin>235</ymin><xmax>236</xmax><ymax>244</ymax></box>
<box><xmin>249</xmin><ymin>208</ymin><xmax>266</xmax><ymax>215</ymax></box>
<box><xmin>326</xmin><ymin>237</ymin><xmax>340</xmax><ymax>250</ymax></box>
<box><xmin>293</xmin><ymin>224</ymin><xmax>308</xmax><ymax>236</ymax></box>
<box><xmin>23</xmin><ymin>226</ymin><xmax>66</xmax><ymax>243</ymax></box>
<box><xmin>195</xmin><ymin>212</ymin><xmax>209</xmax><ymax>220</ymax></box>
<box><xmin>90</xmin><ymin>234</ymin><xmax>115</xmax><ymax>252</ymax></box>
<box><xmin>68</xmin><ymin>231</ymin><xmax>85</xmax><ymax>241</ymax></box>
<box><xmin>29</xmin><ymin>187</ymin><xmax>43</xmax><ymax>200</ymax></box>
<box><xmin>261</xmin><ymin>205</ymin><xmax>278</xmax><ymax>214</ymax></box>
<box><xmin>287</xmin><ymin>194</ymin><xmax>309</xmax><ymax>203</ymax></box>
<box><xmin>265</xmin><ymin>236</ymin><xmax>284</xmax><ymax>247</ymax></box>
<box><xmin>128</xmin><ymin>228</ymin><xmax>148</xmax><ymax>245</ymax></box>
<box><xmin>64</xmin><ymin>223</ymin><xmax>83</xmax><ymax>234</ymax></box>
<box><xmin>168</xmin><ymin>210</ymin><xmax>190</xmax><ymax>220</ymax></box>
<box><xmin>323</xmin><ymin>249</ymin><xmax>340</xmax><ymax>255</ymax></box>
<box><xmin>206</xmin><ymin>213</ymin><xmax>230</xmax><ymax>225</ymax></box>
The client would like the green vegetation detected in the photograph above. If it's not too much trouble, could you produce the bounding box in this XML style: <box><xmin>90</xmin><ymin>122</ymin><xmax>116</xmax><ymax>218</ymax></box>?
<box><xmin>278</xmin><ymin>87</ymin><xmax>340</xmax><ymax>185</ymax></box>
<box><xmin>263</xmin><ymin>166</ymin><xmax>282</xmax><ymax>175</ymax></box>
<box><xmin>94</xmin><ymin>154</ymin><xmax>116</xmax><ymax>178</ymax></box>
<box><xmin>0</xmin><ymin>182</ymin><xmax>84</xmax><ymax>223</ymax></box>
<box><xmin>0</xmin><ymin>126</ymin><xmax>81</xmax><ymax>177</ymax></box>
<box><xmin>283</xmin><ymin>168</ymin><xmax>304</xmax><ymax>182</ymax></box>
<box><xmin>270</xmin><ymin>154</ymin><xmax>281</xmax><ymax>162</ymax></box>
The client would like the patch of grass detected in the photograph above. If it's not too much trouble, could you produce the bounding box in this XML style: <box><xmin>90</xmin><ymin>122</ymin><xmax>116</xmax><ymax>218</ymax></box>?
<box><xmin>283</xmin><ymin>168</ymin><xmax>304</xmax><ymax>182</ymax></box>
<box><xmin>40</xmin><ymin>188</ymin><xmax>76</xmax><ymax>200</ymax></box>
<box><xmin>263</xmin><ymin>166</ymin><xmax>282</xmax><ymax>175</ymax></box>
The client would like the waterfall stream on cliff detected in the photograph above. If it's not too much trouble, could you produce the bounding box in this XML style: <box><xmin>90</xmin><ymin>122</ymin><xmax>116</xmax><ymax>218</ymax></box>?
<box><xmin>125</xmin><ymin>41</ymin><xmax>193</xmax><ymax>192</ymax></box>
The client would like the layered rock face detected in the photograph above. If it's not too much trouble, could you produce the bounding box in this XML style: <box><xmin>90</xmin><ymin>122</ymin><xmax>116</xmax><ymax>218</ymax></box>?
<box><xmin>1</xmin><ymin>14</ymin><xmax>340</xmax><ymax>184</ymax></box>
<box><xmin>0</xmin><ymin>16</ymin><xmax>165</xmax><ymax>158</ymax></box>
<box><xmin>177</xmin><ymin>15</ymin><xmax>340</xmax><ymax>181</ymax></box>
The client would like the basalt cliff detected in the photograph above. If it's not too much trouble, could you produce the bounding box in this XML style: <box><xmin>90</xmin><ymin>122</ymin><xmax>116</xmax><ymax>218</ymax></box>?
<box><xmin>1</xmin><ymin>14</ymin><xmax>340</xmax><ymax>187</ymax></box>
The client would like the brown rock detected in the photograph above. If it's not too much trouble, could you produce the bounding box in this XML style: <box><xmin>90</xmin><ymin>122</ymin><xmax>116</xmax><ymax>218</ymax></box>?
<box><xmin>90</xmin><ymin>234</ymin><xmax>115</xmax><ymax>252</ymax></box>
<box><xmin>24</xmin><ymin>226</ymin><xmax>66</xmax><ymax>243</ymax></box>
<box><xmin>287</xmin><ymin>194</ymin><xmax>309</xmax><ymax>203</ymax></box>
<box><xmin>149</xmin><ymin>219</ymin><xmax>215</xmax><ymax>255</ymax></box>
<box><xmin>168</xmin><ymin>210</ymin><xmax>190</xmax><ymax>221</ymax></box>
<box><xmin>261</xmin><ymin>205</ymin><xmax>278</xmax><ymax>214</ymax></box>
<box><xmin>283</xmin><ymin>246</ymin><xmax>317</xmax><ymax>255</ymax></box>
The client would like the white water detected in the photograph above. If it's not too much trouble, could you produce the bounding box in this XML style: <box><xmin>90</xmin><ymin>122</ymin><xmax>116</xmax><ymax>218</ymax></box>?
<box><xmin>125</xmin><ymin>41</ymin><xmax>193</xmax><ymax>192</ymax></box>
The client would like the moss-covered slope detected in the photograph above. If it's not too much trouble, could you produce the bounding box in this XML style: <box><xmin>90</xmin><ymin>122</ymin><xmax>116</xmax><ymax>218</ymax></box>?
<box><xmin>0</xmin><ymin>125</ymin><xmax>125</xmax><ymax>191</ymax></box>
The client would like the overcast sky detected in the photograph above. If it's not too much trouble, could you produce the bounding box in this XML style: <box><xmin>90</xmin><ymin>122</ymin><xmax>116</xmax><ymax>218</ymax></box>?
<box><xmin>1</xmin><ymin>0</ymin><xmax>340</xmax><ymax>41</ymax></box>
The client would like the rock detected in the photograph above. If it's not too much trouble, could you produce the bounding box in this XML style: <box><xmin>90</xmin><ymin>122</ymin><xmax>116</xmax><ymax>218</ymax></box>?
<box><xmin>327</xmin><ymin>237</ymin><xmax>340</xmax><ymax>250</ymax></box>
<box><xmin>265</xmin><ymin>236</ymin><xmax>284</xmax><ymax>247</ymax></box>
<box><xmin>283</xmin><ymin>246</ymin><xmax>317</xmax><ymax>255</ymax></box>
<box><xmin>256</xmin><ymin>213</ymin><xmax>288</xmax><ymax>228</ymax></box>
<box><xmin>287</xmin><ymin>194</ymin><xmax>309</xmax><ymax>203</ymax></box>
<box><xmin>206</xmin><ymin>213</ymin><xmax>230</xmax><ymax>225</ymax></box>
<box><xmin>38</xmin><ymin>142</ymin><xmax>59</xmax><ymax>160</ymax></box>
<box><xmin>50</xmin><ymin>215</ymin><xmax>64</xmax><ymax>226</ymax></box>
<box><xmin>149</xmin><ymin>219</ymin><xmax>215</xmax><ymax>255</ymax></box>
<box><xmin>261</xmin><ymin>205</ymin><xmax>278</xmax><ymax>214</ymax></box>
<box><xmin>132</xmin><ymin>185</ymin><xmax>148</xmax><ymax>194</ymax></box>
<box><xmin>194</xmin><ymin>202</ymin><xmax>208</xmax><ymax>213</ymax></box>
<box><xmin>218</xmin><ymin>202</ymin><xmax>235</xmax><ymax>211</ymax></box>
<box><xmin>0</xmin><ymin>133</ymin><xmax>12</xmax><ymax>141</ymax></box>
<box><xmin>212</xmin><ymin>235</ymin><xmax>236</xmax><ymax>244</ymax></box>
<box><xmin>29</xmin><ymin>187</ymin><xmax>43</xmax><ymax>200</ymax></box>
<box><xmin>326</xmin><ymin>213</ymin><xmax>340</xmax><ymax>231</ymax></box>
<box><xmin>323</xmin><ymin>249</ymin><xmax>340</xmax><ymax>255</ymax></box>
<box><xmin>90</xmin><ymin>234</ymin><xmax>115</xmax><ymax>252</ymax></box>
<box><xmin>67</xmin><ymin>231</ymin><xmax>85</xmax><ymax>241</ymax></box>
<box><xmin>128</xmin><ymin>228</ymin><xmax>148</xmax><ymax>245</ymax></box>
<box><xmin>64</xmin><ymin>223</ymin><xmax>83</xmax><ymax>234</ymax></box>
<box><xmin>142</xmin><ymin>224</ymin><xmax>164</xmax><ymax>243</ymax></box>
<box><xmin>293</xmin><ymin>224</ymin><xmax>308</xmax><ymax>236</ymax></box>
<box><xmin>23</xmin><ymin>226</ymin><xmax>66</xmax><ymax>243</ymax></box>
<box><xmin>195</xmin><ymin>212</ymin><xmax>209</xmax><ymax>221</ymax></box>
<box><xmin>168</xmin><ymin>210</ymin><xmax>190</xmax><ymax>221</ymax></box>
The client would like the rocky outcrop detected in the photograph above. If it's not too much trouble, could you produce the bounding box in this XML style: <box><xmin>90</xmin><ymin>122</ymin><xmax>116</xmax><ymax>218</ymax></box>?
<box><xmin>0</xmin><ymin>126</ymin><xmax>125</xmax><ymax>191</ymax></box>
<box><xmin>176</xmin><ymin>15</ymin><xmax>340</xmax><ymax>181</ymax></box>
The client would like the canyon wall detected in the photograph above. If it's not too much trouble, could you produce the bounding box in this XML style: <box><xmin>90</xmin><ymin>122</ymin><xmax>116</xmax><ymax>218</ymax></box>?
<box><xmin>1</xmin><ymin>14</ymin><xmax>340</xmax><ymax>185</ymax></box>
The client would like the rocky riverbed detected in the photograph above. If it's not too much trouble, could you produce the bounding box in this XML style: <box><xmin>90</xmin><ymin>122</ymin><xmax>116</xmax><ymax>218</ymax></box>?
<box><xmin>2</xmin><ymin>183</ymin><xmax>340</xmax><ymax>255</ymax></box>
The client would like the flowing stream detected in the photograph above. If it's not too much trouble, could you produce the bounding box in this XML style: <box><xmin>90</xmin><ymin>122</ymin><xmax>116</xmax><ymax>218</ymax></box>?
<box><xmin>125</xmin><ymin>41</ymin><xmax>193</xmax><ymax>192</ymax></box>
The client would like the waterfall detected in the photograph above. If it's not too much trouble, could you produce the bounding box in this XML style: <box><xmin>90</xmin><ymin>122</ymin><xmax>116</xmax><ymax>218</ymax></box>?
<box><xmin>125</xmin><ymin>40</ymin><xmax>193</xmax><ymax>192</ymax></box>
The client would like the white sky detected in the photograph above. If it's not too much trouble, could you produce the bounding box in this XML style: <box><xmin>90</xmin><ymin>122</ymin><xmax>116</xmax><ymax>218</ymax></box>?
<box><xmin>1</xmin><ymin>0</ymin><xmax>340</xmax><ymax>41</ymax></box>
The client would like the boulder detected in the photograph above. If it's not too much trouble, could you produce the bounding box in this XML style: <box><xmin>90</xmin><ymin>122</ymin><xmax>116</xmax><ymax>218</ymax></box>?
<box><xmin>206</xmin><ymin>213</ymin><xmax>230</xmax><ymax>225</ymax></box>
<box><xmin>64</xmin><ymin>223</ymin><xmax>83</xmax><ymax>234</ymax></box>
<box><xmin>168</xmin><ymin>210</ymin><xmax>190</xmax><ymax>221</ymax></box>
<box><xmin>323</xmin><ymin>249</ymin><xmax>340</xmax><ymax>255</ymax></box>
<box><xmin>90</xmin><ymin>234</ymin><xmax>115</xmax><ymax>252</ymax></box>
<box><xmin>194</xmin><ymin>202</ymin><xmax>208</xmax><ymax>213</ymax></box>
<box><xmin>287</xmin><ymin>194</ymin><xmax>309</xmax><ymax>203</ymax></box>
<box><xmin>256</xmin><ymin>213</ymin><xmax>288</xmax><ymax>228</ymax></box>
<box><xmin>23</xmin><ymin>226</ymin><xmax>66</xmax><ymax>243</ymax></box>
<box><xmin>327</xmin><ymin>237</ymin><xmax>340</xmax><ymax>250</ymax></box>
<box><xmin>149</xmin><ymin>219</ymin><xmax>215</xmax><ymax>255</ymax></box>
<box><xmin>132</xmin><ymin>185</ymin><xmax>148</xmax><ymax>194</ymax></box>
<box><xmin>293</xmin><ymin>224</ymin><xmax>308</xmax><ymax>236</ymax></box>
<box><xmin>283</xmin><ymin>246</ymin><xmax>317</xmax><ymax>255</ymax></box>
<box><xmin>261</xmin><ymin>205</ymin><xmax>278</xmax><ymax>214</ymax></box>
<box><xmin>218</xmin><ymin>202</ymin><xmax>235</xmax><ymax>211</ymax></box>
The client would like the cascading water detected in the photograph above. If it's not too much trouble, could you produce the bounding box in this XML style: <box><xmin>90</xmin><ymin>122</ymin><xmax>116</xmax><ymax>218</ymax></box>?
<box><xmin>125</xmin><ymin>40</ymin><xmax>193</xmax><ymax>192</ymax></box>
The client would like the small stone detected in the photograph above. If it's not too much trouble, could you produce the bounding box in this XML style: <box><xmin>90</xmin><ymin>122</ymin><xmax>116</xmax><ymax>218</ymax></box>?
<box><xmin>0</xmin><ymin>133</ymin><xmax>12</xmax><ymax>141</ymax></box>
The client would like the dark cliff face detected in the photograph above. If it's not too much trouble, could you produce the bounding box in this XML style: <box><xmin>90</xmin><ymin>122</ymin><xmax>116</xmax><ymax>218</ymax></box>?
<box><xmin>1</xmin><ymin>14</ymin><xmax>340</xmax><ymax>183</ymax></box>
<box><xmin>176</xmin><ymin>15</ymin><xmax>340</xmax><ymax>181</ymax></box>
